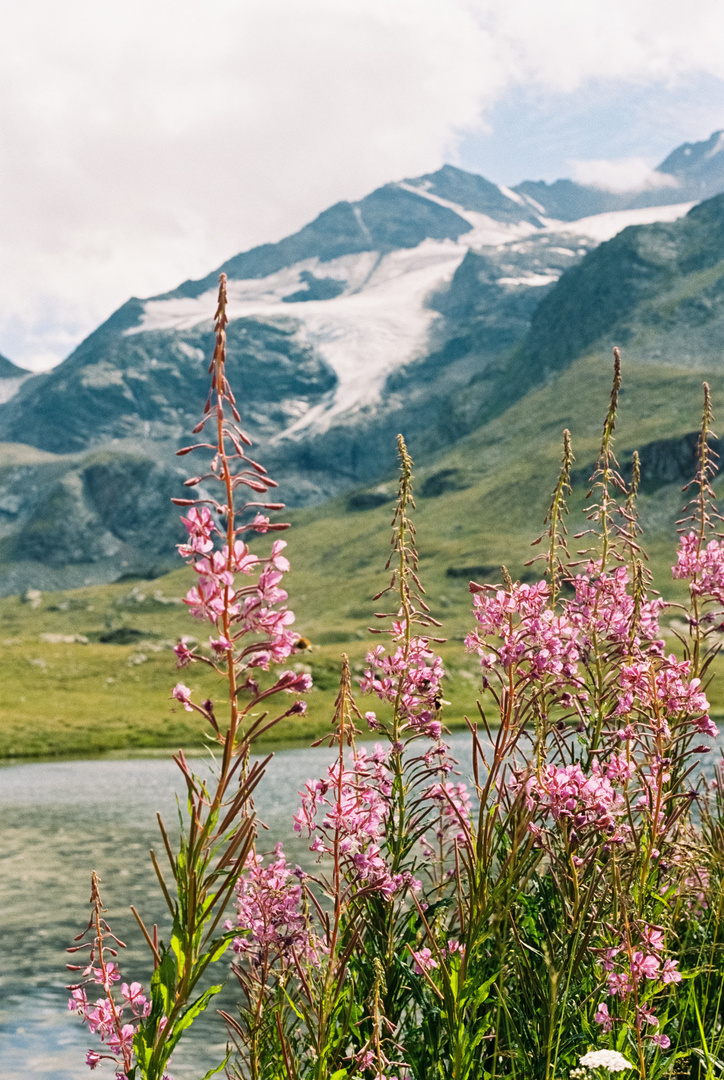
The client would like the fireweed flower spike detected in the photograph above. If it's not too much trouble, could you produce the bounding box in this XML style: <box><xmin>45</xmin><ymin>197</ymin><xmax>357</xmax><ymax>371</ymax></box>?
<box><xmin>361</xmin><ymin>435</ymin><xmax>447</xmax><ymax>742</ymax></box>
<box><xmin>66</xmin><ymin>874</ymin><xmax>153</xmax><ymax>1079</ymax></box>
<box><xmin>672</xmin><ymin>382</ymin><xmax>724</xmax><ymax>680</ymax></box>
<box><xmin>69</xmin><ymin>275</ymin><xmax>311</xmax><ymax>1080</ymax></box>
<box><xmin>585</xmin><ymin>346</ymin><xmax>627</xmax><ymax>574</ymax></box>
<box><xmin>528</xmin><ymin>426</ymin><xmax>574</xmax><ymax>606</ymax></box>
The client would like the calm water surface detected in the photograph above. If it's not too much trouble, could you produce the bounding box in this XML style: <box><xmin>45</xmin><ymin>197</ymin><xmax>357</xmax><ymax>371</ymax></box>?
<box><xmin>0</xmin><ymin>739</ymin><xmax>474</xmax><ymax>1079</ymax></box>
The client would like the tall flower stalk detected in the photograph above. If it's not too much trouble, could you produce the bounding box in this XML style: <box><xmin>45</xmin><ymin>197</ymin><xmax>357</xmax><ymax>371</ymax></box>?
<box><xmin>68</xmin><ymin>274</ymin><xmax>311</xmax><ymax>1080</ymax></box>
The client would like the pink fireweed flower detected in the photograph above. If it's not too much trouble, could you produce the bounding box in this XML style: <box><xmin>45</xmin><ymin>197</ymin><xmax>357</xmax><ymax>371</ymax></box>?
<box><xmin>181</xmin><ymin>505</ymin><xmax>214</xmax><ymax>538</ymax></box>
<box><xmin>661</xmin><ymin>958</ymin><xmax>682</xmax><ymax>984</ymax></box>
<box><xmin>172</xmin><ymin>683</ymin><xmax>194</xmax><ymax>711</ymax></box>
<box><xmin>256</xmin><ymin>568</ymin><xmax>288</xmax><ymax>605</ymax></box>
<box><xmin>209</xmin><ymin>635</ymin><xmax>233</xmax><ymax>654</ymax></box>
<box><xmin>673</xmin><ymin>532</ymin><xmax>724</xmax><ymax>603</ymax></box>
<box><xmin>636</xmin><ymin>1004</ymin><xmax>659</xmax><ymax>1030</ymax></box>
<box><xmin>194</xmin><ymin>550</ymin><xmax>234</xmax><ymax>588</ymax></box>
<box><xmin>240</xmin><ymin>596</ymin><xmax>295</xmax><ymax>636</ymax></box>
<box><xmin>86</xmin><ymin>1051</ymin><xmax>103</xmax><ymax>1070</ymax></box>
<box><xmin>630</xmin><ymin>951</ymin><xmax>660</xmax><ymax>981</ymax></box>
<box><xmin>651</xmin><ymin>1032</ymin><xmax>671</xmax><ymax>1049</ymax></box>
<box><xmin>99</xmin><ymin>962</ymin><xmax>121</xmax><ymax>990</ymax></box>
<box><xmin>86</xmin><ymin>998</ymin><xmax>115</xmax><ymax>1036</ymax></box>
<box><xmin>640</xmin><ymin>925</ymin><xmax>664</xmax><ymax>952</ymax></box>
<box><xmin>120</xmin><ymin>983</ymin><xmax>150</xmax><ymax>1014</ymax></box>
<box><xmin>178</xmin><ymin>507</ymin><xmax>215</xmax><ymax>557</ymax></box>
<box><xmin>184</xmin><ymin>579</ymin><xmax>227</xmax><ymax>622</ymax></box>
<box><xmin>251</xmin><ymin>513</ymin><xmax>271</xmax><ymax>533</ymax></box>
<box><xmin>602</xmin><ymin>754</ymin><xmax>633</xmax><ymax>783</ymax></box>
<box><xmin>693</xmin><ymin>713</ymin><xmax>719</xmax><ymax>738</ymax></box>
<box><xmin>174</xmin><ymin>637</ymin><xmax>195</xmax><ymax>667</ymax></box>
<box><xmin>607</xmin><ymin>970</ymin><xmax>632</xmax><ymax>997</ymax></box>
<box><xmin>108</xmin><ymin>1024</ymin><xmax>136</xmax><ymax>1056</ymax></box>
<box><xmin>68</xmin><ymin>987</ymin><xmax>88</xmax><ymax>1013</ymax></box>
<box><xmin>225</xmin><ymin>540</ymin><xmax>259</xmax><ymax>574</ymax></box>
<box><xmin>269</xmin><ymin>539</ymin><xmax>290</xmax><ymax>571</ymax></box>
<box><xmin>594</xmin><ymin>1002</ymin><xmax>613</xmax><ymax>1032</ymax></box>
<box><xmin>411</xmin><ymin>947</ymin><xmax>438</xmax><ymax>974</ymax></box>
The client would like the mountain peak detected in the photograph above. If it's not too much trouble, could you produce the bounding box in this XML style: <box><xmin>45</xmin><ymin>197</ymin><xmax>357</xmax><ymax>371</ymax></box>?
<box><xmin>0</xmin><ymin>353</ymin><xmax>28</xmax><ymax>378</ymax></box>
<box><xmin>401</xmin><ymin>163</ymin><xmax>544</xmax><ymax>225</ymax></box>
<box><xmin>656</xmin><ymin>129</ymin><xmax>724</xmax><ymax>188</ymax></box>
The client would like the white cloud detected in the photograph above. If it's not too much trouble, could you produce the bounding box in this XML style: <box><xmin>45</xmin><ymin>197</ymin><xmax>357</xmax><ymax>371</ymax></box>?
<box><xmin>2</xmin><ymin>0</ymin><xmax>724</xmax><ymax>368</ymax></box>
<box><xmin>571</xmin><ymin>157</ymin><xmax>679</xmax><ymax>192</ymax></box>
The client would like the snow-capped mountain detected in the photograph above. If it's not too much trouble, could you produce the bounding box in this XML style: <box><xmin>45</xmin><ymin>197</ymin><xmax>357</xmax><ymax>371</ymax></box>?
<box><xmin>0</xmin><ymin>171</ymin><xmax>695</xmax><ymax>457</ymax></box>
<box><xmin>129</xmin><ymin>197</ymin><xmax>692</xmax><ymax>441</ymax></box>
<box><xmin>0</xmin><ymin>130</ymin><xmax>723</xmax><ymax>590</ymax></box>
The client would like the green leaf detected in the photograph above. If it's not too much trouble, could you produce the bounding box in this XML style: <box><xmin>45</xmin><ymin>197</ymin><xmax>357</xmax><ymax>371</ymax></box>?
<box><xmin>198</xmin><ymin>1048</ymin><xmax>232</xmax><ymax>1080</ymax></box>
<box><xmin>165</xmin><ymin>985</ymin><xmax>223</xmax><ymax>1055</ymax></box>
<box><xmin>205</xmin><ymin>935</ymin><xmax>232</xmax><ymax>964</ymax></box>
<box><xmin>282</xmin><ymin>984</ymin><xmax>304</xmax><ymax>1020</ymax></box>
<box><xmin>149</xmin><ymin>951</ymin><xmax>177</xmax><ymax>1017</ymax></box>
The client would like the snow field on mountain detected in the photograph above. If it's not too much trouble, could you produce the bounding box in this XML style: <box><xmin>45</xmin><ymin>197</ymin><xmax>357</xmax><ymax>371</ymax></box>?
<box><xmin>551</xmin><ymin>201</ymin><xmax>695</xmax><ymax>242</ymax></box>
<box><xmin>396</xmin><ymin>180</ymin><xmax>544</xmax><ymax>246</ymax></box>
<box><xmin>130</xmin><ymin>240</ymin><xmax>467</xmax><ymax>434</ymax></box>
<box><xmin>126</xmin><ymin>198</ymin><xmax>697</xmax><ymax>438</ymax></box>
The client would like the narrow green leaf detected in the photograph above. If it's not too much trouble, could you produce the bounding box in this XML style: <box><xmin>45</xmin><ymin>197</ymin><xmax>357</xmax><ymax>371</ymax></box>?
<box><xmin>198</xmin><ymin>1048</ymin><xmax>232</xmax><ymax>1080</ymax></box>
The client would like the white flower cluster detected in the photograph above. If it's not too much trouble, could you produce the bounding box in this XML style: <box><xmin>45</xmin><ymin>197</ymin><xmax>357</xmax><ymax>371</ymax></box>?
<box><xmin>579</xmin><ymin>1050</ymin><xmax>633</xmax><ymax>1073</ymax></box>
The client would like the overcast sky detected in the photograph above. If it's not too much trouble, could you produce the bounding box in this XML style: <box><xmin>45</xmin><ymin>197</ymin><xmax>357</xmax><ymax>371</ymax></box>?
<box><xmin>3</xmin><ymin>0</ymin><xmax>724</xmax><ymax>371</ymax></box>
